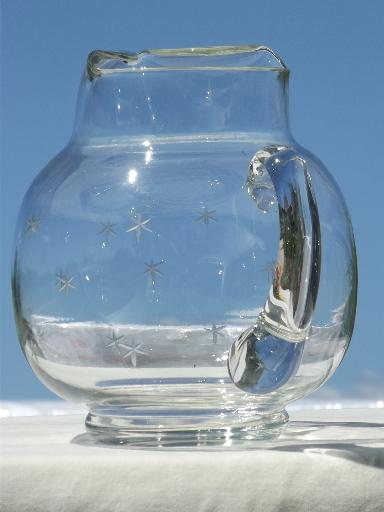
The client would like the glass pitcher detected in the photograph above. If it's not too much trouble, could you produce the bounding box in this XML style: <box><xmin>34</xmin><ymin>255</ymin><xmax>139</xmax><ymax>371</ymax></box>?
<box><xmin>12</xmin><ymin>46</ymin><xmax>357</xmax><ymax>446</ymax></box>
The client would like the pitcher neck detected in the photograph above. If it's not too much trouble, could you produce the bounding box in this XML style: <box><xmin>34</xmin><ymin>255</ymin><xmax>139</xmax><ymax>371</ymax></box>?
<box><xmin>71</xmin><ymin>46</ymin><xmax>292</xmax><ymax>144</ymax></box>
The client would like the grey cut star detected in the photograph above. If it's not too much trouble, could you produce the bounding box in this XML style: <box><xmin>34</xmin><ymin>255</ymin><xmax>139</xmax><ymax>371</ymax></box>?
<box><xmin>204</xmin><ymin>324</ymin><xmax>226</xmax><ymax>344</ymax></box>
<box><xmin>144</xmin><ymin>260</ymin><xmax>163</xmax><ymax>282</ymax></box>
<box><xmin>196</xmin><ymin>207</ymin><xmax>217</xmax><ymax>225</ymax></box>
<box><xmin>126</xmin><ymin>214</ymin><xmax>152</xmax><ymax>242</ymax></box>
<box><xmin>106</xmin><ymin>330</ymin><xmax>125</xmax><ymax>356</ymax></box>
<box><xmin>26</xmin><ymin>215</ymin><xmax>40</xmax><ymax>234</ymax></box>
<box><xmin>99</xmin><ymin>221</ymin><xmax>117</xmax><ymax>240</ymax></box>
<box><xmin>119</xmin><ymin>340</ymin><xmax>148</xmax><ymax>368</ymax></box>
<box><xmin>56</xmin><ymin>272</ymin><xmax>75</xmax><ymax>294</ymax></box>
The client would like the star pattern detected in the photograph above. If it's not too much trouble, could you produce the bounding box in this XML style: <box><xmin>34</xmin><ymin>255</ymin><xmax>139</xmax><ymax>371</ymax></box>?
<box><xmin>196</xmin><ymin>207</ymin><xmax>217</xmax><ymax>225</ymax></box>
<box><xmin>126</xmin><ymin>214</ymin><xmax>152</xmax><ymax>242</ymax></box>
<box><xmin>144</xmin><ymin>260</ymin><xmax>163</xmax><ymax>282</ymax></box>
<box><xmin>106</xmin><ymin>330</ymin><xmax>126</xmax><ymax>356</ymax></box>
<box><xmin>28</xmin><ymin>201</ymin><xmax>234</xmax><ymax>368</ymax></box>
<box><xmin>26</xmin><ymin>215</ymin><xmax>40</xmax><ymax>234</ymax></box>
<box><xmin>99</xmin><ymin>221</ymin><xmax>117</xmax><ymax>240</ymax></box>
<box><xmin>119</xmin><ymin>340</ymin><xmax>148</xmax><ymax>368</ymax></box>
<box><xmin>204</xmin><ymin>324</ymin><xmax>226</xmax><ymax>344</ymax></box>
<box><xmin>56</xmin><ymin>272</ymin><xmax>75</xmax><ymax>294</ymax></box>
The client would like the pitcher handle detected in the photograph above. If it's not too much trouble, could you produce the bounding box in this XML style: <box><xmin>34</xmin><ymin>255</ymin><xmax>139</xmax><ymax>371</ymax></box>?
<box><xmin>227</xmin><ymin>147</ymin><xmax>322</xmax><ymax>393</ymax></box>
<box><xmin>252</xmin><ymin>146</ymin><xmax>321</xmax><ymax>341</ymax></box>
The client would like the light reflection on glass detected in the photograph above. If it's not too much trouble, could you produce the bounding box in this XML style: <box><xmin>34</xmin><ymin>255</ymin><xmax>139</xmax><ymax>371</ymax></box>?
<box><xmin>127</xmin><ymin>168</ymin><xmax>138</xmax><ymax>184</ymax></box>
<box><xmin>143</xmin><ymin>140</ymin><xmax>153</xmax><ymax>164</ymax></box>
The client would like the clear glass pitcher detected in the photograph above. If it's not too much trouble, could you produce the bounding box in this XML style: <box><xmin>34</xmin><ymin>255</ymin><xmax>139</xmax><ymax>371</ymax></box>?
<box><xmin>12</xmin><ymin>46</ymin><xmax>357</xmax><ymax>446</ymax></box>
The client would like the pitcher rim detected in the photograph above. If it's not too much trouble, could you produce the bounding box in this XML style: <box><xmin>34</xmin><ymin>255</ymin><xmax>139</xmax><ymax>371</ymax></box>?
<box><xmin>86</xmin><ymin>45</ymin><xmax>289</xmax><ymax>80</ymax></box>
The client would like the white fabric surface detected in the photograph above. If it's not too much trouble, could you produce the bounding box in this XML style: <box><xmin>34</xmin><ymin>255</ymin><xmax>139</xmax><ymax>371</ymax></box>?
<box><xmin>1</xmin><ymin>408</ymin><xmax>384</xmax><ymax>512</ymax></box>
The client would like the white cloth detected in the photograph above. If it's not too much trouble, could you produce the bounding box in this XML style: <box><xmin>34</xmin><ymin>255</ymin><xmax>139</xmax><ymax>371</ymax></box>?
<box><xmin>1</xmin><ymin>408</ymin><xmax>384</xmax><ymax>512</ymax></box>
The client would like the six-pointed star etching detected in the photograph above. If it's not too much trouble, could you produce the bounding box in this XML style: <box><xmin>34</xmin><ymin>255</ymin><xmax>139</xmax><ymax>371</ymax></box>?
<box><xmin>56</xmin><ymin>272</ymin><xmax>75</xmax><ymax>294</ymax></box>
<box><xmin>99</xmin><ymin>221</ymin><xmax>117</xmax><ymax>240</ymax></box>
<box><xmin>204</xmin><ymin>324</ymin><xmax>226</xmax><ymax>344</ymax></box>
<box><xmin>126</xmin><ymin>213</ymin><xmax>152</xmax><ymax>242</ymax></box>
<box><xmin>26</xmin><ymin>215</ymin><xmax>40</xmax><ymax>234</ymax></box>
<box><xmin>196</xmin><ymin>207</ymin><xmax>217</xmax><ymax>225</ymax></box>
<box><xmin>105</xmin><ymin>330</ymin><xmax>126</xmax><ymax>356</ymax></box>
<box><xmin>144</xmin><ymin>260</ymin><xmax>164</xmax><ymax>282</ymax></box>
<box><xmin>119</xmin><ymin>340</ymin><xmax>148</xmax><ymax>368</ymax></box>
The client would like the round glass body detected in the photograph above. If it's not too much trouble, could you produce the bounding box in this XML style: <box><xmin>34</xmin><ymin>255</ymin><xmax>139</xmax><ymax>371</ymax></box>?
<box><xmin>13</xmin><ymin>46</ymin><xmax>357</xmax><ymax>446</ymax></box>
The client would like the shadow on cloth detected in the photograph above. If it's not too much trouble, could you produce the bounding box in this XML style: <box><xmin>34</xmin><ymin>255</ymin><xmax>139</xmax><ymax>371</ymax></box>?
<box><xmin>266</xmin><ymin>419</ymin><xmax>384</xmax><ymax>469</ymax></box>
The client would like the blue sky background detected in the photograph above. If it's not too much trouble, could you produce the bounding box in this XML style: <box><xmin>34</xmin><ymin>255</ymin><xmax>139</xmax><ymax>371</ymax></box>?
<box><xmin>1</xmin><ymin>0</ymin><xmax>383</xmax><ymax>400</ymax></box>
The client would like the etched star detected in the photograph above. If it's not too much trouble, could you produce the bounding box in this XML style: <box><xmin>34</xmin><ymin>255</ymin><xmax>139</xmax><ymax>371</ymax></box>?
<box><xmin>99</xmin><ymin>221</ymin><xmax>117</xmax><ymax>240</ymax></box>
<box><xmin>126</xmin><ymin>214</ymin><xmax>152</xmax><ymax>241</ymax></box>
<box><xmin>144</xmin><ymin>260</ymin><xmax>163</xmax><ymax>282</ymax></box>
<box><xmin>204</xmin><ymin>324</ymin><xmax>226</xmax><ymax>344</ymax></box>
<box><xmin>106</xmin><ymin>330</ymin><xmax>125</xmax><ymax>356</ymax></box>
<box><xmin>26</xmin><ymin>215</ymin><xmax>40</xmax><ymax>234</ymax></box>
<box><xmin>196</xmin><ymin>207</ymin><xmax>217</xmax><ymax>225</ymax></box>
<box><xmin>56</xmin><ymin>272</ymin><xmax>75</xmax><ymax>294</ymax></box>
<box><xmin>119</xmin><ymin>340</ymin><xmax>148</xmax><ymax>368</ymax></box>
